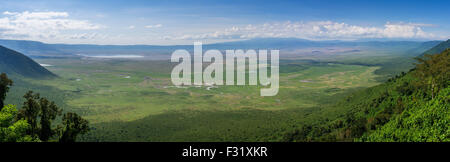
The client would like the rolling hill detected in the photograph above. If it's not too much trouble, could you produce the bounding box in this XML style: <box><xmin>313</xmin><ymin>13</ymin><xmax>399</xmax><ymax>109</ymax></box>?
<box><xmin>0</xmin><ymin>45</ymin><xmax>56</xmax><ymax>78</ymax></box>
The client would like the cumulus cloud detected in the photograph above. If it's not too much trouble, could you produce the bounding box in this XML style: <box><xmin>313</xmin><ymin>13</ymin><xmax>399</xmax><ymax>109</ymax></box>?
<box><xmin>128</xmin><ymin>25</ymin><xmax>135</xmax><ymax>29</ymax></box>
<box><xmin>171</xmin><ymin>21</ymin><xmax>437</xmax><ymax>40</ymax></box>
<box><xmin>145</xmin><ymin>24</ymin><xmax>162</xmax><ymax>28</ymax></box>
<box><xmin>0</xmin><ymin>11</ymin><xmax>103</xmax><ymax>40</ymax></box>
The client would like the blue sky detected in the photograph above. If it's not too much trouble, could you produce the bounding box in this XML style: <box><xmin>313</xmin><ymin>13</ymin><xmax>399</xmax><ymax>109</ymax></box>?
<box><xmin>0</xmin><ymin>0</ymin><xmax>448</xmax><ymax>45</ymax></box>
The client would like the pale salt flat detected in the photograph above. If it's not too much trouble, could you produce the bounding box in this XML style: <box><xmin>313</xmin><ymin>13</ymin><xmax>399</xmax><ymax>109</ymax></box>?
<box><xmin>82</xmin><ymin>55</ymin><xmax>144</xmax><ymax>59</ymax></box>
<box><xmin>39</xmin><ymin>64</ymin><xmax>54</xmax><ymax>67</ymax></box>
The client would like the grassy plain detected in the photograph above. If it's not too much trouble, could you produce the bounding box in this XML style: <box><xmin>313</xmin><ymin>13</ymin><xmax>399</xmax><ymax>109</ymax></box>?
<box><xmin>23</xmin><ymin>57</ymin><xmax>382</xmax><ymax>141</ymax></box>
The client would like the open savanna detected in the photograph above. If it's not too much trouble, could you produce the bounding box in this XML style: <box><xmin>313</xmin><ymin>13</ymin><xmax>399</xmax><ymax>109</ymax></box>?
<box><xmin>27</xmin><ymin>57</ymin><xmax>381</xmax><ymax>141</ymax></box>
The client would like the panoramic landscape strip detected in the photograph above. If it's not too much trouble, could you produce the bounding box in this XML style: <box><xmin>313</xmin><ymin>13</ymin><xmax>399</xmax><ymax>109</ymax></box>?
<box><xmin>0</xmin><ymin>0</ymin><xmax>448</xmax><ymax>160</ymax></box>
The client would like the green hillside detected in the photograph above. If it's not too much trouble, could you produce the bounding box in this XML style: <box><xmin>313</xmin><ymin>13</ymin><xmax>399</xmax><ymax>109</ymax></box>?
<box><xmin>0</xmin><ymin>46</ymin><xmax>55</xmax><ymax>78</ymax></box>
<box><xmin>284</xmin><ymin>49</ymin><xmax>450</xmax><ymax>142</ymax></box>
<box><xmin>422</xmin><ymin>39</ymin><xmax>450</xmax><ymax>55</ymax></box>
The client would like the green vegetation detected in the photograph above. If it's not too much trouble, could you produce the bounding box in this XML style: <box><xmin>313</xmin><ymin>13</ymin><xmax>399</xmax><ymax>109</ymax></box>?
<box><xmin>26</xmin><ymin>58</ymin><xmax>381</xmax><ymax>141</ymax></box>
<box><xmin>0</xmin><ymin>104</ymin><xmax>34</xmax><ymax>142</ymax></box>
<box><xmin>0</xmin><ymin>73</ymin><xmax>89</xmax><ymax>142</ymax></box>
<box><xmin>360</xmin><ymin>87</ymin><xmax>449</xmax><ymax>142</ymax></box>
<box><xmin>58</xmin><ymin>112</ymin><xmax>90</xmax><ymax>142</ymax></box>
<box><xmin>284</xmin><ymin>49</ymin><xmax>449</xmax><ymax>142</ymax></box>
<box><xmin>361</xmin><ymin>49</ymin><xmax>449</xmax><ymax>142</ymax></box>
<box><xmin>1</xmin><ymin>39</ymin><xmax>448</xmax><ymax>142</ymax></box>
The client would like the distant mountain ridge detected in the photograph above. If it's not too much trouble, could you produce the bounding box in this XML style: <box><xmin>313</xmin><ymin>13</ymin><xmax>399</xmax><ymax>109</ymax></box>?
<box><xmin>0</xmin><ymin>38</ymin><xmax>443</xmax><ymax>57</ymax></box>
<box><xmin>422</xmin><ymin>39</ymin><xmax>450</xmax><ymax>55</ymax></box>
<box><xmin>0</xmin><ymin>45</ymin><xmax>55</xmax><ymax>78</ymax></box>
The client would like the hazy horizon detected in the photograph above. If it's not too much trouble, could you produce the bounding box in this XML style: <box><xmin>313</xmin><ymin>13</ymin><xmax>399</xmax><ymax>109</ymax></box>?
<box><xmin>0</xmin><ymin>0</ymin><xmax>449</xmax><ymax>45</ymax></box>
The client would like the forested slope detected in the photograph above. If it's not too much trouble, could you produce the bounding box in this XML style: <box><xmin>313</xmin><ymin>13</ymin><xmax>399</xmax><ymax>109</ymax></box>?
<box><xmin>0</xmin><ymin>46</ymin><xmax>55</xmax><ymax>78</ymax></box>
<box><xmin>284</xmin><ymin>48</ymin><xmax>449</xmax><ymax>142</ymax></box>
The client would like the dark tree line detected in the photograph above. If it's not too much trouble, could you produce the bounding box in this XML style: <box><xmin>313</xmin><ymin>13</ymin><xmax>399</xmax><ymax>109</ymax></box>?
<box><xmin>0</xmin><ymin>73</ymin><xmax>13</xmax><ymax>109</ymax></box>
<box><xmin>0</xmin><ymin>73</ymin><xmax>89</xmax><ymax>142</ymax></box>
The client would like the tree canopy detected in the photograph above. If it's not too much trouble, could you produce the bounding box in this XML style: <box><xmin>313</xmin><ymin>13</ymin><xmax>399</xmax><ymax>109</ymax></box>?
<box><xmin>0</xmin><ymin>73</ymin><xmax>13</xmax><ymax>110</ymax></box>
<box><xmin>0</xmin><ymin>74</ymin><xmax>89</xmax><ymax>142</ymax></box>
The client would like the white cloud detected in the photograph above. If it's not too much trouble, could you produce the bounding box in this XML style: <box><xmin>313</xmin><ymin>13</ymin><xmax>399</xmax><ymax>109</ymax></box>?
<box><xmin>145</xmin><ymin>24</ymin><xmax>162</xmax><ymax>28</ymax></box>
<box><xmin>170</xmin><ymin>21</ymin><xmax>437</xmax><ymax>41</ymax></box>
<box><xmin>0</xmin><ymin>12</ymin><xmax>442</xmax><ymax>45</ymax></box>
<box><xmin>69</xmin><ymin>33</ymin><xmax>107</xmax><ymax>40</ymax></box>
<box><xmin>0</xmin><ymin>11</ymin><xmax>103</xmax><ymax>40</ymax></box>
<box><xmin>3</xmin><ymin>11</ymin><xmax>69</xmax><ymax>19</ymax></box>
